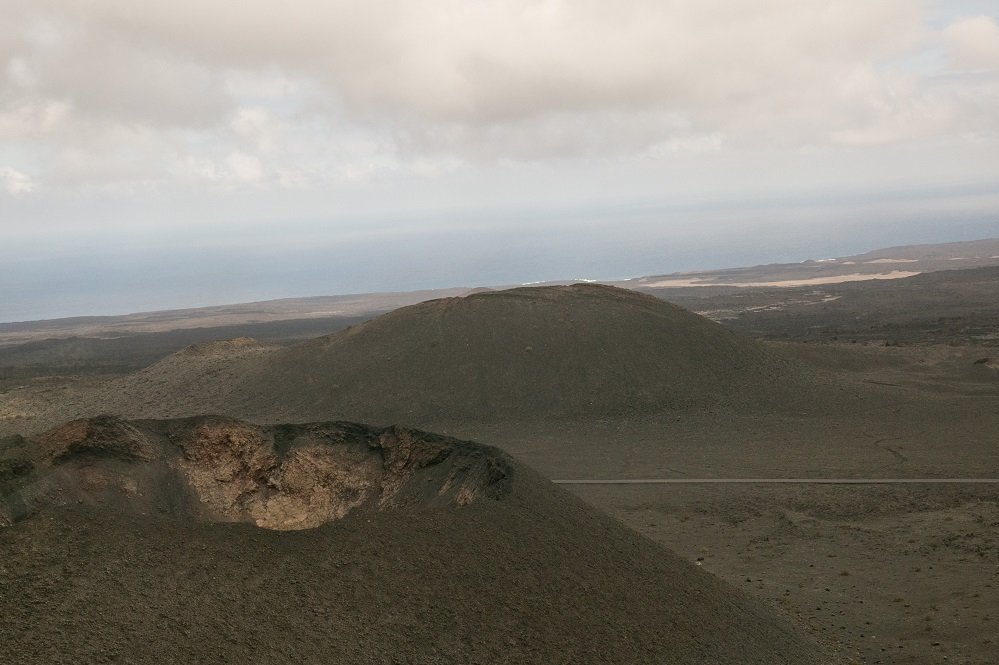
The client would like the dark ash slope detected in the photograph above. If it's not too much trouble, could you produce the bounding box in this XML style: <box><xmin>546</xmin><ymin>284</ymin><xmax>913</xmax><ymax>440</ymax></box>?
<box><xmin>0</xmin><ymin>415</ymin><xmax>837</xmax><ymax>664</ymax></box>
<box><xmin>94</xmin><ymin>284</ymin><xmax>802</xmax><ymax>426</ymax></box>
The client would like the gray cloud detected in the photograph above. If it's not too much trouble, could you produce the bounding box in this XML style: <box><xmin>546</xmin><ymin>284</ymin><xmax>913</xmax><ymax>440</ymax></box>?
<box><xmin>0</xmin><ymin>1</ymin><xmax>996</xmax><ymax>198</ymax></box>
<box><xmin>11</xmin><ymin>2</ymin><xmax>928</xmax><ymax>124</ymax></box>
<box><xmin>5</xmin><ymin>9</ymin><xmax>228</xmax><ymax>128</ymax></box>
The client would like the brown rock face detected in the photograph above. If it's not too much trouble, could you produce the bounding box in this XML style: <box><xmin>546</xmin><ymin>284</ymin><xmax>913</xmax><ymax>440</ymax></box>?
<box><xmin>0</xmin><ymin>416</ymin><xmax>512</xmax><ymax>530</ymax></box>
<box><xmin>34</xmin><ymin>415</ymin><xmax>157</xmax><ymax>463</ymax></box>
<box><xmin>178</xmin><ymin>421</ymin><xmax>278</xmax><ymax>523</ymax></box>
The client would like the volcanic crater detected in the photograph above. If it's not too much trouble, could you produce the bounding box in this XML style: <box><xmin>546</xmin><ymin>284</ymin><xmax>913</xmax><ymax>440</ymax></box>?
<box><xmin>1</xmin><ymin>415</ymin><xmax>511</xmax><ymax>530</ymax></box>
<box><xmin>0</xmin><ymin>414</ymin><xmax>836</xmax><ymax>664</ymax></box>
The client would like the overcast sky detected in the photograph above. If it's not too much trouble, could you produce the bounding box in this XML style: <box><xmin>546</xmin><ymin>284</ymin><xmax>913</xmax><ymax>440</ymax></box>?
<box><xmin>2</xmin><ymin>1</ymin><xmax>999</xmax><ymax>321</ymax></box>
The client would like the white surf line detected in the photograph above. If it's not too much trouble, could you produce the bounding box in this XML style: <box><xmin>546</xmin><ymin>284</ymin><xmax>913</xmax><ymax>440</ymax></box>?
<box><xmin>553</xmin><ymin>478</ymin><xmax>999</xmax><ymax>484</ymax></box>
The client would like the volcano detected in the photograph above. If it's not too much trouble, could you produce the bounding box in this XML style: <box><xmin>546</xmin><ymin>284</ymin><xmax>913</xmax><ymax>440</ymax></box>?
<box><xmin>0</xmin><ymin>415</ymin><xmax>834</xmax><ymax>664</ymax></box>
<box><xmin>91</xmin><ymin>284</ymin><xmax>801</xmax><ymax>426</ymax></box>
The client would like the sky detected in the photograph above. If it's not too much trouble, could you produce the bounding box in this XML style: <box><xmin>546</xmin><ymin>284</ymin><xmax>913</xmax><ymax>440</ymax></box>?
<box><xmin>2</xmin><ymin>0</ymin><xmax>999</xmax><ymax>322</ymax></box>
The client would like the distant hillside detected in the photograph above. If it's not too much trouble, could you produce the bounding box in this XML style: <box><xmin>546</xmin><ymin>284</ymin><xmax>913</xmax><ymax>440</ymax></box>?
<box><xmin>621</xmin><ymin>238</ymin><xmax>999</xmax><ymax>290</ymax></box>
<box><xmin>661</xmin><ymin>265</ymin><xmax>999</xmax><ymax>345</ymax></box>
<box><xmin>0</xmin><ymin>288</ymin><xmax>476</xmax><ymax>346</ymax></box>
<box><xmin>86</xmin><ymin>284</ymin><xmax>804</xmax><ymax>425</ymax></box>
<box><xmin>0</xmin><ymin>314</ymin><xmax>376</xmax><ymax>381</ymax></box>
<box><xmin>3</xmin><ymin>237</ymin><xmax>996</xmax><ymax>378</ymax></box>
<box><xmin>5</xmin><ymin>238</ymin><xmax>996</xmax><ymax>350</ymax></box>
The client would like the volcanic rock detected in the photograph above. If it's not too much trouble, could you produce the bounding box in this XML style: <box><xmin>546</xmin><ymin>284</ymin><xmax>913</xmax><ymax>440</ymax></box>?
<box><xmin>1</xmin><ymin>415</ymin><xmax>509</xmax><ymax>529</ymax></box>
<box><xmin>0</xmin><ymin>415</ymin><xmax>837</xmax><ymax>664</ymax></box>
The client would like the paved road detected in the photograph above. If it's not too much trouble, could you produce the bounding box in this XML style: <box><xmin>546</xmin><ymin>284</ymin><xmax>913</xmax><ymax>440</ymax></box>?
<box><xmin>553</xmin><ymin>478</ymin><xmax>999</xmax><ymax>484</ymax></box>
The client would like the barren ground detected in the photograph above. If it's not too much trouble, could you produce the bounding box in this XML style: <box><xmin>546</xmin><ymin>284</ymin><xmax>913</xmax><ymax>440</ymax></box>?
<box><xmin>1</xmin><ymin>257</ymin><xmax>998</xmax><ymax>664</ymax></box>
<box><xmin>432</xmin><ymin>343</ymin><xmax>999</xmax><ymax>665</ymax></box>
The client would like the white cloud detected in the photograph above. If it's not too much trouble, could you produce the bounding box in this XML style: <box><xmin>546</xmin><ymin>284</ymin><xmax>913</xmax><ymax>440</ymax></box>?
<box><xmin>944</xmin><ymin>15</ymin><xmax>999</xmax><ymax>70</ymax></box>
<box><xmin>1</xmin><ymin>166</ymin><xmax>34</xmax><ymax>195</ymax></box>
<box><xmin>32</xmin><ymin>37</ymin><xmax>227</xmax><ymax>128</ymax></box>
<box><xmin>649</xmin><ymin>133</ymin><xmax>724</xmax><ymax>157</ymax></box>
<box><xmin>229</xmin><ymin>107</ymin><xmax>283</xmax><ymax>154</ymax></box>
<box><xmin>44</xmin><ymin>124</ymin><xmax>174</xmax><ymax>190</ymax></box>
<box><xmin>0</xmin><ymin>98</ymin><xmax>69</xmax><ymax>138</ymax></box>
<box><xmin>225</xmin><ymin>151</ymin><xmax>264</xmax><ymax>183</ymax></box>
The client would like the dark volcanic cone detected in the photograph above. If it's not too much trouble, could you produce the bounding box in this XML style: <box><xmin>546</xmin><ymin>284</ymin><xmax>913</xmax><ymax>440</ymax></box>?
<box><xmin>0</xmin><ymin>415</ymin><xmax>837</xmax><ymax>664</ymax></box>
<box><xmin>95</xmin><ymin>284</ymin><xmax>802</xmax><ymax>425</ymax></box>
